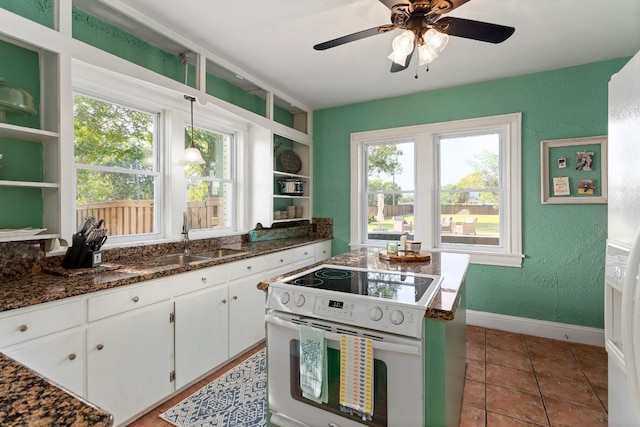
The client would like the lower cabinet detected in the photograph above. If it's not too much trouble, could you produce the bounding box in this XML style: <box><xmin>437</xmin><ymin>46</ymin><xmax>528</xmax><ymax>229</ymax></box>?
<box><xmin>4</xmin><ymin>329</ymin><xmax>84</xmax><ymax>396</ymax></box>
<box><xmin>228</xmin><ymin>271</ymin><xmax>267</xmax><ymax>357</ymax></box>
<box><xmin>86</xmin><ymin>300</ymin><xmax>174</xmax><ymax>425</ymax></box>
<box><xmin>0</xmin><ymin>240</ymin><xmax>331</xmax><ymax>426</ymax></box>
<box><xmin>174</xmin><ymin>284</ymin><xmax>229</xmax><ymax>389</ymax></box>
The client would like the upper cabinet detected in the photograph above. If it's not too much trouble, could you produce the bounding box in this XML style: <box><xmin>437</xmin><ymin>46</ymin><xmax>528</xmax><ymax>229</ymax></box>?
<box><xmin>0</xmin><ymin>33</ymin><xmax>66</xmax><ymax>245</ymax></box>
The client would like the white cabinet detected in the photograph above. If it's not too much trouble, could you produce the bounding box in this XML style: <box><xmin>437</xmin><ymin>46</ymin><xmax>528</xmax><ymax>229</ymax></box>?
<box><xmin>86</xmin><ymin>279</ymin><xmax>173</xmax><ymax>425</ymax></box>
<box><xmin>228</xmin><ymin>256</ymin><xmax>269</xmax><ymax>357</ymax></box>
<box><xmin>87</xmin><ymin>300</ymin><xmax>173</xmax><ymax>425</ymax></box>
<box><xmin>4</xmin><ymin>329</ymin><xmax>84</xmax><ymax>396</ymax></box>
<box><xmin>0</xmin><ymin>32</ymin><xmax>69</xmax><ymax>246</ymax></box>
<box><xmin>293</xmin><ymin>244</ymin><xmax>316</xmax><ymax>269</ymax></box>
<box><xmin>173</xmin><ymin>266</ymin><xmax>229</xmax><ymax>389</ymax></box>
<box><xmin>228</xmin><ymin>272</ymin><xmax>267</xmax><ymax>357</ymax></box>
<box><xmin>315</xmin><ymin>240</ymin><xmax>332</xmax><ymax>262</ymax></box>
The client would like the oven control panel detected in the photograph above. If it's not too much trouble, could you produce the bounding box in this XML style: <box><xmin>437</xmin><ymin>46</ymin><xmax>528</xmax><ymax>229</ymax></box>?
<box><xmin>266</xmin><ymin>285</ymin><xmax>426</xmax><ymax>338</ymax></box>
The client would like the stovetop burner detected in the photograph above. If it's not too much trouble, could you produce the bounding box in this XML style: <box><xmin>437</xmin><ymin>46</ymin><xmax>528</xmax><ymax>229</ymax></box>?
<box><xmin>285</xmin><ymin>267</ymin><xmax>435</xmax><ymax>303</ymax></box>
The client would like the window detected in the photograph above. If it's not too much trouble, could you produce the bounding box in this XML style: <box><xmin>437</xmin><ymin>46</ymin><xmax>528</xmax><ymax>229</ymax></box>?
<box><xmin>364</xmin><ymin>140</ymin><xmax>415</xmax><ymax>242</ymax></box>
<box><xmin>74</xmin><ymin>93</ymin><xmax>161</xmax><ymax>240</ymax></box>
<box><xmin>351</xmin><ymin>113</ymin><xmax>522</xmax><ymax>267</ymax></box>
<box><xmin>184</xmin><ymin>125</ymin><xmax>235</xmax><ymax>231</ymax></box>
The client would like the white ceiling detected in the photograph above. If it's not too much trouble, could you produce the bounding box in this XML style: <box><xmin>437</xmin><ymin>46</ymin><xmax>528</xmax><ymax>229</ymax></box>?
<box><xmin>117</xmin><ymin>0</ymin><xmax>640</xmax><ymax>110</ymax></box>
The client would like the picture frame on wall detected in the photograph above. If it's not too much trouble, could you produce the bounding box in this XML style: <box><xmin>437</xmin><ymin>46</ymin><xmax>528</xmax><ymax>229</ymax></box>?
<box><xmin>540</xmin><ymin>135</ymin><xmax>608</xmax><ymax>204</ymax></box>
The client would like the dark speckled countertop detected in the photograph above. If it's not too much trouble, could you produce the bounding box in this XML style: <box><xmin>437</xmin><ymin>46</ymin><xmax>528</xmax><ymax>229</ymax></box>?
<box><xmin>259</xmin><ymin>247</ymin><xmax>470</xmax><ymax>321</ymax></box>
<box><xmin>0</xmin><ymin>233</ymin><xmax>330</xmax><ymax>427</ymax></box>
<box><xmin>0</xmin><ymin>353</ymin><xmax>113</xmax><ymax>426</ymax></box>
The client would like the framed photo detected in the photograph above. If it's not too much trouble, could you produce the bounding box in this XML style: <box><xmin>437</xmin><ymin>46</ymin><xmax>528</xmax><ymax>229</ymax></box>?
<box><xmin>540</xmin><ymin>136</ymin><xmax>607</xmax><ymax>204</ymax></box>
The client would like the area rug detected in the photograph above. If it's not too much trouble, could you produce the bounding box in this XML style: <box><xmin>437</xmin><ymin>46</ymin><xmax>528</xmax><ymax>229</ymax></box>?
<box><xmin>160</xmin><ymin>349</ymin><xmax>267</xmax><ymax>427</ymax></box>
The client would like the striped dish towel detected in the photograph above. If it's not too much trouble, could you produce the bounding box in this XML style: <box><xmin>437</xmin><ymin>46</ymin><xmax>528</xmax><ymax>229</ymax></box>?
<box><xmin>339</xmin><ymin>334</ymin><xmax>374</xmax><ymax>418</ymax></box>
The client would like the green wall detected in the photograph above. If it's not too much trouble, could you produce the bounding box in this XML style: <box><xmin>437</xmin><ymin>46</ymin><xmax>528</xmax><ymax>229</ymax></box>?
<box><xmin>313</xmin><ymin>58</ymin><xmax>629</xmax><ymax>329</ymax></box>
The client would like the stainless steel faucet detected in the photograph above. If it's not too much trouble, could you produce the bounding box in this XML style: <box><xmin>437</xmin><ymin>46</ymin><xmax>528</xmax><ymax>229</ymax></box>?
<box><xmin>182</xmin><ymin>212</ymin><xmax>190</xmax><ymax>255</ymax></box>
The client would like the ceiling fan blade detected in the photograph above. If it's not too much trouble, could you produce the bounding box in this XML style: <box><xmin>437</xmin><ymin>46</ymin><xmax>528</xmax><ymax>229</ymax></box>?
<box><xmin>378</xmin><ymin>0</ymin><xmax>411</xmax><ymax>9</ymax></box>
<box><xmin>437</xmin><ymin>16</ymin><xmax>515</xmax><ymax>44</ymax></box>
<box><xmin>430</xmin><ymin>0</ymin><xmax>472</xmax><ymax>14</ymax></box>
<box><xmin>313</xmin><ymin>25</ymin><xmax>395</xmax><ymax>50</ymax></box>
<box><xmin>390</xmin><ymin>44</ymin><xmax>415</xmax><ymax>72</ymax></box>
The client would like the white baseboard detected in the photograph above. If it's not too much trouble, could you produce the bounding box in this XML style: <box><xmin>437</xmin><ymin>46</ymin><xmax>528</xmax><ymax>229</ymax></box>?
<box><xmin>466</xmin><ymin>310</ymin><xmax>605</xmax><ymax>347</ymax></box>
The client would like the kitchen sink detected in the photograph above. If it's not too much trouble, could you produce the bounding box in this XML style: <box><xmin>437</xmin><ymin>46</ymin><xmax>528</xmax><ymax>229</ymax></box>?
<box><xmin>155</xmin><ymin>254</ymin><xmax>212</xmax><ymax>265</ymax></box>
<box><xmin>197</xmin><ymin>248</ymin><xmax>247</xmax><ymax>258</ymax></box>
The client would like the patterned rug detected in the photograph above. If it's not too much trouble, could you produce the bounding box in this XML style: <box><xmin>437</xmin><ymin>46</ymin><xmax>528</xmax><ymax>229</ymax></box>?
<box><xmin>160</xmin><ymin>349</ymin><xmax>267</xmax><ymax>427</ymax></box>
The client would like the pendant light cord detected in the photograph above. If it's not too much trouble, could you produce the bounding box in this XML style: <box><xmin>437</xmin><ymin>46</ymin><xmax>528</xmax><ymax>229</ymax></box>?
<box><xmin>184</xmin><ymin>95</ymin><xmax>196</xmax><ymax>148</ymax></box>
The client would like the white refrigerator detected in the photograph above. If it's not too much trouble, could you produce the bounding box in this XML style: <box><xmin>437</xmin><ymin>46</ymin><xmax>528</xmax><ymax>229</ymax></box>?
<box><xmin>606</xmin><ymin>49</ymin><xmax>640</xmax><ymax>426</ymax></box>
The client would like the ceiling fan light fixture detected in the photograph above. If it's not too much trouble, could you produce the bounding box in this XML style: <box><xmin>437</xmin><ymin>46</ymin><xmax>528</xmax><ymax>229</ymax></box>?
<box><xmin>418</xmin><ymin>43</ymin><xmax>439</xmax><ymax>65</ymax></box>
<box><xmin>423</xmin><ymin>28</ymin><xmax>449</xmax><ymax>52</ymax></box>
<box><xmin>388</xmin><ymin>30</ymin><xmax>415</xmax><ymax>65</ymax></box>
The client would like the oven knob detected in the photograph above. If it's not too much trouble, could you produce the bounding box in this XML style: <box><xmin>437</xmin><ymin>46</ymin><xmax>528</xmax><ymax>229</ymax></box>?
<box><xmin>390</xmin><ymin>310</ymin><xmax>404</xmax><ymax>325</ymax></box>
<box><xmin>280</xmin><ymin>291</ymin><xmax>290</xmax><ymax>305</ymax></box>
<box><xmin>294</xmin><ymin>294</ymin><xmax>306</xmax><ymax>307</ymax></box>
<box><xmin>369</xmin><ymin>306</ymin><xmax>383</xmax><ymax>321</ymax></box>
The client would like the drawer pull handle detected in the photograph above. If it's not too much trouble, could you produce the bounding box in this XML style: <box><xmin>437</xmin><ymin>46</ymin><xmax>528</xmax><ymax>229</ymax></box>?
<box><xmin>132</xmin><ymin>296</ymin><xmax>140</xmax><ymax>303</ymax></box>
<box><xmin>96</xmin><ymin>344</ymin><xmax>104</xmax><ymax>351</ymax></box>
<box><xmin>246</xmin><ymin>265</ymin><xmax>252</xmax><ymax>270</ymax></box>
<box><xmin>279</xmin><ymin>259</ymin><xmax>284</xmax><ymax>263</ymax></box>
<box><xmin>303</xmin><ymin>252</ymin><xmax>308</xmax><ymax>256</ymax></box>
<box><xmin>68</xmin><ymin>353</ymin><xmax>77</xmax><ymax>361</ymax></box>
<box><xmin>201</xmin><ymin>277</ymin><xmax>207</xmax><ymax>283</ymax></box>
<box><xmin>18</xmin><ymin>324</ymin><xmax>28</xmax><ymax>332</ymax></box>
<box><xmin>222</xmin><ymin>299</ymin><xmax>227</xmax><ymax>304</ymax></box>
<box><xmin>233</xmin><ymin>295</ymin><xmax>238</xmax><ymax>300</ymax></box>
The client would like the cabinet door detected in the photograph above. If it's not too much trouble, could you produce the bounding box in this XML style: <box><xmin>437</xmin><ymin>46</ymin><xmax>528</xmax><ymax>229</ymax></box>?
<box><xmin>228</xmin><ymin>273</ymin><xmax>267</xmax><ymax>357</ymax></box>
<box><xmin>174</xmin><ymin>285</ymin><xmax>229</xmax><ymax>389</ymax></box>
<box><xmin>315</xmin><ymin>240</ymin><xmax>332</xmax><ymax>262</ymax></box>
<box><xmin>4</xmin><ymin>329</ymin><xmax>84</xmax><ymax>397</ymax></box>
<box><xmin>86</xmin><ymin>301</ymin><xmax>173</xmax><ymax>426</ymax></box>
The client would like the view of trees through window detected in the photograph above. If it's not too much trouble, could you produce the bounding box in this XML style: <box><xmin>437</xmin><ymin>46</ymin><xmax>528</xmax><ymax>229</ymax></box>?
<box><xmin>184</xmin><ymin>125</ymin><xmax>234</xmax><ymax>230</ymax></box>
<box><xmin>438</xmin><ymin>133</ymin><xmax>501</xmax><ymax>246</ymax></box>
<box><xmin>74</xmin><ymin>95</ymin><xmax>158</xmax><ymax>237</ymax></box>
<box><xmin>366</xmin><ymin>141</ymin><xmax>415</xmax><ymax>241</ymax></box>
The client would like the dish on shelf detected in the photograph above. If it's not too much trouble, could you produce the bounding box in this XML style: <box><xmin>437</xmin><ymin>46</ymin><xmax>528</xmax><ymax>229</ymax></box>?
<box><xmin>0</xmin><ymin>227</ymin><xmax>47</xmax><ymax>237</ymax></box>
<box><xmin>279</xmin><ymin>150</ymin><xmax>302</xmax><ymax>174</ymax></box>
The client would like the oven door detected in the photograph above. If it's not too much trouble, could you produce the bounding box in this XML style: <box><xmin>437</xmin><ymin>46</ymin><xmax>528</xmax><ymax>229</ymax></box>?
<box><xmin>266</xmin><ymin>312</ymin><xmax>425</xmax><ymax>427</ymax></box>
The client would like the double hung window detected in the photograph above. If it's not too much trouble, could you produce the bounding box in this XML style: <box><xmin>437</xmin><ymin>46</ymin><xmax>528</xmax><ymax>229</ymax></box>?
<box><xmin>351</xmin><ymin>113</ymin><xmax>522</xmax><ymax>266</ymax></box>
<box><xmin>184</xmin><ymin>125</ymin><xmax>235</xmax><ymax>231</ymax></box>
<box><xmin>73</xmin><ymin>93</ymin><xmax>161</xmax><ymax>240</ymax></box>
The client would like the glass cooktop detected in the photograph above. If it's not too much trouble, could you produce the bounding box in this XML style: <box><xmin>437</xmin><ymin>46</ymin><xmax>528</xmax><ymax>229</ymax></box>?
<box><xmin>284</xmin><ymin>267</ymin><xmax>435</xmax><ymax>303</ymax></box>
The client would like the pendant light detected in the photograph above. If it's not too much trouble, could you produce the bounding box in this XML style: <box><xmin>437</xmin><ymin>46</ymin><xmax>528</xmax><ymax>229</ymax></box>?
<box><xmin>181</xmin><ymin>95</ymin><xmax>205</xmax><ymax>165</ymax></box>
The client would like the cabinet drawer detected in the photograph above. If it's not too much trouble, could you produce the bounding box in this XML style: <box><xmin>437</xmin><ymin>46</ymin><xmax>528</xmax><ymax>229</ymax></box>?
<box><xmin>87</xmin><ymin>277</ymin><xmax>172</xmax><ymax>322</ymax></box>
<box><xmin>0</xmin><ymin>300</ymin><xmax>83</xmax><ymax>348</ymax></box>
<box><xmin>315</xmin><ymin>240</ymin><xmax>332</xmax><ymax>262</ymax></box>
<box><xmin>293</xmin><ymin>245</ymin><xmax>315</xmax><ymax>262</ymax></box>
<box><xmin>263</xmin><ymin>250</ymin><xmax>294</xmax><ymax>271</ymax></box>
<box><xmin>172</xmin><ymin>264</ymin><xmax>228</xmax><ymax>297</ymax></box>
<box><xmin>228</xmin><ymin>256</ymin><xmax>267</xmax><ymax>281</ymax></box>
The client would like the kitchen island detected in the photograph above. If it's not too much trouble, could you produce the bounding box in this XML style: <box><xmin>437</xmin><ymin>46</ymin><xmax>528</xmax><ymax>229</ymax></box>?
<box><xmin>260</xmin><ymin>247</ymin><xmax>469</xmax><ymax>427</ymax></box>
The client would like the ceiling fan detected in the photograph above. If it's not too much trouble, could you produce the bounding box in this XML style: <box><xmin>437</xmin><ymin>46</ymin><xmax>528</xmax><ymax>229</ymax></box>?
<box><xmin>313</xmin><ymin>0</ymin><xmax>515</xmax><ymax>73</ymax></box>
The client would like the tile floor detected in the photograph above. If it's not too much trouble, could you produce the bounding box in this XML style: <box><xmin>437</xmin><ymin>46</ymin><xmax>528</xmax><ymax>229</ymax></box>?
<box><xmin>460</xmin><ymin>326</ymin><xmax>608</xmax><ymax>427</ymax></box>
<box><xmin>128</xmin><ymin>326</ymin><xmax>608</xmax><ymax>427</ymax></box>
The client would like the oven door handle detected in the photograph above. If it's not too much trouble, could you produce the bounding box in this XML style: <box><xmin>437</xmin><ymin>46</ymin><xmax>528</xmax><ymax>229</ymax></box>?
<box><xmin>266</xmin><ymin>314</ymin><xmax>422</xmax><ymax>356</ymax></box>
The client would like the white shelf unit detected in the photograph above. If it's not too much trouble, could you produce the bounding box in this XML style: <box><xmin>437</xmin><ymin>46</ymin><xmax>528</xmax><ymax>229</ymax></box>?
<box><xmin>272</xmin><ymin>136</ymin><xmax>311</xmax><ymax>223</ymax></box>
<box><xmin>0</xmin><ymin>34</ymin><xmax>64</xmax><ymax>246</ymax></box>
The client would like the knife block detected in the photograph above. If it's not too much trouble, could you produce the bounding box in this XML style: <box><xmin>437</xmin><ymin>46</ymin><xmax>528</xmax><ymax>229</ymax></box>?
<box><xmin>62</xmin><ymin>234</ymin><xmax>103</xmax><ymax>269</ymax></box>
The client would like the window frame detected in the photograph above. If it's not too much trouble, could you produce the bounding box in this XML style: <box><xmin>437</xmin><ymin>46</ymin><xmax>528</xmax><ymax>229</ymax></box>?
<box><xmin>72</xmin><ymin>90</ymin><xmax>164</xmax><ymax>244</ymax></box>
<box><xmin>72</xmin><ymin>61</ymin><xmax>248</xmax><ymax>247</ymax></box>
<box><xmin>184</xmin><ymin>121</ymin><xmax>238</xmax><ymax>234</ymax></box>
<box><xmin>350</xmin><ymin>113</ymin><xmax>523</xmax><ymax>267</ymax></box>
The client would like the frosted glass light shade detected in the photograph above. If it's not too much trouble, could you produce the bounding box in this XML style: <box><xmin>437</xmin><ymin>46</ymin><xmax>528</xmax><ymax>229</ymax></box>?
<box><xmin>181</xmin><ymin>144</ymin><xmax>205</xmax><ymax>164</ymax></box>
<box><xmin>388</xmin><ymin>30</ymin><xmax>415</xmax><ymax>65</ymax></box>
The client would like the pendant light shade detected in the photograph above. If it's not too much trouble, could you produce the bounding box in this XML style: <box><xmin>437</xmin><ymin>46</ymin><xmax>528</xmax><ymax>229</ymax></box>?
<box><xmin>181</xmin><ymin>95</ymin><xmax>205</xmax><ymax>165</ymax></box>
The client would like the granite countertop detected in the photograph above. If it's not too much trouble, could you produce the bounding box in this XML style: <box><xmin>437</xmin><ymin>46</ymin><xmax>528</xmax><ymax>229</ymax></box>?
<box><xmin>0</xmin><ymin>236</ymin><xmax>330</xmax><ymax>427</ymax></box>
<box><xmin>0</xmin><ymin>353</ymin><xmax>113</xmax><ymax>427</ymax></box>
<box><xmin>0</xmin><ymin>237</ymin><xmax>330</xmax><ymax>313</ymax></box>
<box><xmin>258</xmin><ymin>247</ymin><xmax>470</xmax><ymax>320</ymax></box>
